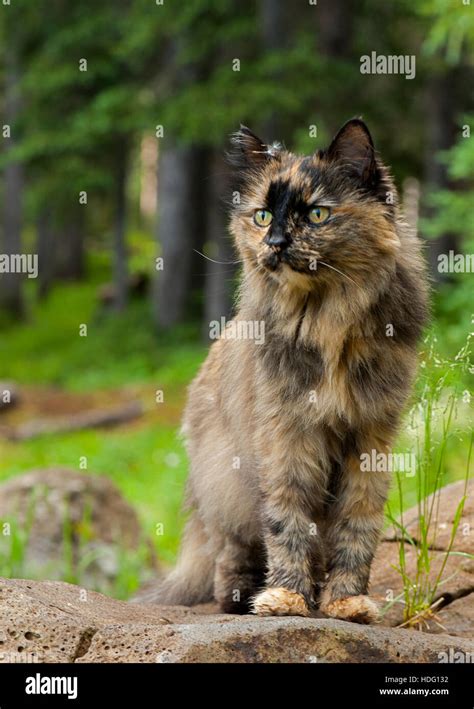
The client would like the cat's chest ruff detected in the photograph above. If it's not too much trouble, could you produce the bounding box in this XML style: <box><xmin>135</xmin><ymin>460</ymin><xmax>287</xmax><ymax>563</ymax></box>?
<box><xmin>257</xmin><ymin>298</ymin><xmax>364</xmax><ymax>424</ymax></box>
<box><xmin>261</xmin><ymin>300</ymin><xmax>349</xmax><ymax>381</ymax></box>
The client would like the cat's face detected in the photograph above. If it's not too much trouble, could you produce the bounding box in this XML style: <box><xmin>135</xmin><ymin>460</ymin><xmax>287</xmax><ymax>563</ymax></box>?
<box><xmin>229</xmin><ymin>119</ymin><xmax>401</xmax><ymax>292</ymax></box>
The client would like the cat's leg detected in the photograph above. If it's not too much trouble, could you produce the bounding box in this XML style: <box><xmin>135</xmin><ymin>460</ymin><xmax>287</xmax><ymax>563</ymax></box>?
<box><xmin>251</xmin><ymin>436</ymin><xmax>327</xmax><ymax>616</ymax></box>
<box><xmin>214</xmin><ymin>536</ymin><xmax>266</xmax><ymax>614</ymax></box>
<box><xmin>320</xmin><ymin>440</ymin><xmax>391</xmax><ymax>624</ymax></box>
<box><xmin>251</xmin><ymin>492</ymin><xmax>326</xmax><ymax>617</ymax></box>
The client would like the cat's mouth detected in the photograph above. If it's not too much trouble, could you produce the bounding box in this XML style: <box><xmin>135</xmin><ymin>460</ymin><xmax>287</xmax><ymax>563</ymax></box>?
<box><xmin>261</xmin><ymin>249</ymin><xmax>282</xmax><ymax>271</ymax></box>
<box><xmin>260</xmin><ymin>247</ymin><xmax>311</xmax><ymax>275</ymax></box>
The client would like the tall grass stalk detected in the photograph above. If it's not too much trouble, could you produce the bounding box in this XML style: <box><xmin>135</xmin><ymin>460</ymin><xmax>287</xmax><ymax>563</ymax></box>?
<box><xmin>387</xmin><ymin>330</ymin><xmax>473</xmax><ymax>628</ymax></box>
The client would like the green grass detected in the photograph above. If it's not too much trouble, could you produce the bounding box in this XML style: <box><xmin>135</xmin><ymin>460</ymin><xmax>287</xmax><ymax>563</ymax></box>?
<box><xmin>0</xmin><ymin>280</ymin><xmax>204</xmax><ymax>391</ymax></box>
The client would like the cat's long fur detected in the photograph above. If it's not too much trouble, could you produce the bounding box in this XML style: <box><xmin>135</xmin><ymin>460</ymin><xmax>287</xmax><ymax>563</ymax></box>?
<box><xmin>147</xmin><ymin>119</ymin><xmax>429</xmax><ymax>621</ymax></box>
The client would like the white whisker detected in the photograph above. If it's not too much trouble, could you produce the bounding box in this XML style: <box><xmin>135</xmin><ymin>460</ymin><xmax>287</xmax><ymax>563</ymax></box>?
<box><xmin>317</xmin><ymin>260</ymin><xmax>360</xmax><ymax>288</ymax></box>
<box><xmin>193</xmin><ymin>249</ymin><xmax>243</xmax><ymax>265</ymax></box>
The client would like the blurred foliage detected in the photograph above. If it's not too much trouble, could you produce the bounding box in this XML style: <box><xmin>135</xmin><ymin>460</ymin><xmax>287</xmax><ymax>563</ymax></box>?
<box><xmin>421</xmin><ymin>0</ymin><xmax>474</xmax><ymax>63</ymax></box>
<box><xmin>424</xmin><ymin>119</ymin><xmax>474</xmax><ymax>247</ymax></box>
<box><xmin>1</xmin><ymin>0</ymin><xmax>472</xmax><ymax>238</ymax></box>
<box><xmin>422</xmin><ymin>118</ymin><xmax>474</xmax><ymax>356</ymax></box>
<box><xmin>0</xmin><ymin>254</ymin><xmax>205</xmax><ymax>389</ymax></box>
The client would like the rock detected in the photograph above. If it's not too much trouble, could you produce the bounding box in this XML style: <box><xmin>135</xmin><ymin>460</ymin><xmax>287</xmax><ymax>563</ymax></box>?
<box><xmin>0</xmin><ymin>578</ymin><xmax>473</xmax><ymax>663</ymax></box>
<box><xmin>0</xmin><ymin>382</ymin><xmax>19</xmax><ymax>411</ymax></box>
<box><xmin>0</xmin><ymin>469</ymin><xmax>156</xmax><ymax>592</ymax></box>
<box><xmin>370</xmin><ymin>542</ymin><xmax>474</xmax><ymax>632</ymax></box>
<box><xmin>384</xmin><ymin>480</ymin><xmax>474</xmax><ymax>553</ymax></box>
<box><xmin>371</xmin><ymin>479</ymin><xmax>474</xmax><ymax>636</ymax></box>
<box><xmin>430</xmin><ymin>593</ymin><xmax>474</xmax><ymax>637</ymax></box>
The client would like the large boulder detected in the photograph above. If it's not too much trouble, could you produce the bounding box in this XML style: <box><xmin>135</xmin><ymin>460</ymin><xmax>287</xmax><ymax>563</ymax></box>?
<box><xmin>0</xmin><ymin>577</ymin><xmax>473</xmax><ymax>663</ymax></box>
<box><xmin>0</xmin><ymin>469</ymin><xmax>156</xmax><ymax>592</ymax></box>
<box><xmin>0</xmin><ymin>477</ymin><xmax>472</xmax><ymax>662</ymax></box>
<box><xmin>384</xmin><ymin>479</ymin><xmax>473</xmax><ymax>552</ymax></box>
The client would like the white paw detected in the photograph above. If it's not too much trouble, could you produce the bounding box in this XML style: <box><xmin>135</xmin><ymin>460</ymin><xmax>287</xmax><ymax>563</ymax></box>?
<box><xmin>321</xmin><ymin>595</ymin><xmax>380</xmax><ymax>624</ymax></box>
<box><xmin>251</xmin><ymin>587</ymin><xmax>310</xmax><ymax>617</ymax></box>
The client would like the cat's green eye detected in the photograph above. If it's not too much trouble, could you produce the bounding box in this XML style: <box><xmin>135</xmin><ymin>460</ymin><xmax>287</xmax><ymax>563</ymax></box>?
<box><xmin>254</xmin><ymin>209</ymin><xmax>273</xmax><ymax>227</ymax></box>
<box><xmin>309</xmin><ymin>206</ymin><xmax>331</xmax><ymax>225</ymax></box>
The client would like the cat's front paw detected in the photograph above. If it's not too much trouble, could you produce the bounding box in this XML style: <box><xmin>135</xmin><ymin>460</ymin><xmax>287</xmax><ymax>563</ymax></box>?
<box><xmin>320</xmin><ymin>595</ymin><xmax>379</xmax><ymax>624</ymax></box>
<box><xmin>251</xmin><ymin>587</ymin><xmax>310</xmax><ymax>617</ymax></box>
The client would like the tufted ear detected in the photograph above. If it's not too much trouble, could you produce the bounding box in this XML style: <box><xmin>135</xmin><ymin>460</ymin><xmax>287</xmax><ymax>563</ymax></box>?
<box><xmin>327</xmin><ymin>118</ymin><xmax>376</xmax><ymax>185</ymax></box>
<box><xmin>228</xmin><ymin>125</ymin><xmax>279</xmax><ymax>171</ymax></box>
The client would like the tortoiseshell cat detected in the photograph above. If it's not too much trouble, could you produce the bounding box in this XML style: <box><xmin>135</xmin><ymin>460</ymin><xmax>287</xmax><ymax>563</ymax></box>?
<box><xmin>152</xmin><ymin>119</ymin><xmax>428</xmax><ymax>622</ymax></box>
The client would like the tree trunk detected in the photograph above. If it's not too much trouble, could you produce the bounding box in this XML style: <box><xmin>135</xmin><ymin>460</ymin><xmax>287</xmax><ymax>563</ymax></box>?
<box><xmin>113</xmin><ymin>151</ymin><xmax>128</xmax><ymax>311</ymax></box>
<box><xmin>154</xmin><ymin>144</ymin><xmax>207</xmax><ymax>329</ymax></box>
<box><xmin>36</xmin><ymin>210</ymin><xmax>54</xmax><ymax>299</ymax></box>
<box><xmin>188</xmin><ymin>146</ymin><xmax>209</xmax><ymax>316</ymax></box>
<box><xmin>53</xmin><ymin>208</ymin><xmax>85</xmax><ymax>281</ymax></box>
<box><xmin>422</xmin><ymin>72</ymin><xmax>459</xmax><ymax>282</ymax></box>
<box><xmin>0</xmin><ymin>45</ymin><xmax>24</xmax><ymax>317</ymax></box>
<box><xmin>203</xmin><ymin>150</ymin><xmax>236</xmax><ymax>338</ymax></box>
<box><xmin>37</xmin><ymin>204</ymin><xmax>86</xmax><ymax>295</ymax></box>
<box><xmin>259</xmin><ymin>0</ymin><xmax>287</xmax><ymax>140</ymax></box>
<box><xmin>317</xmin><ymin>0</ymin><xmax>355</xmax><ymax>58</ymax></box>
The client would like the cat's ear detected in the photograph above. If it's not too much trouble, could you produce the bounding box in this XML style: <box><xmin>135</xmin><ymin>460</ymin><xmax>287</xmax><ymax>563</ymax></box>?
<box><xmin>228</xmin><ymin>125</ymin><xmax>279</xmax><ymax>170</ymax></box>
<box><xmin>326</xmin><ymin>118</ymin><xmax>376</xmax><ymax>184</ymax></box>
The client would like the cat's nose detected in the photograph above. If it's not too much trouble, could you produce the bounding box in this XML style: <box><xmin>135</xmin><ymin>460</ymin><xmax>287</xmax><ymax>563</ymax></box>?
<box><xmin>263</xmin><ymin>229</ymin><xmax>291</xmax><ymax>250</ymax></box>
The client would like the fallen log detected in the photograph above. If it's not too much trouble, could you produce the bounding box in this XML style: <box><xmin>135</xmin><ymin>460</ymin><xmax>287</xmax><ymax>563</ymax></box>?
<box><xmin>0</xmin><ymin>382</ymin><xmax>20</xmax><ymax>412</ymax></box>
<box><xmin>3</xmin><ymin>401</ymin><xmax>143</xmax><ymax>440</ymax></box>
